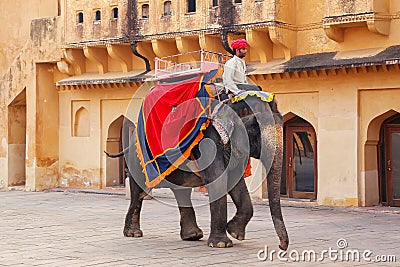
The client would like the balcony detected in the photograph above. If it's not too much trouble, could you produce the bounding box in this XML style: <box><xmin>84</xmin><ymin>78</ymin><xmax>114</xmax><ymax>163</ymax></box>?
<box><xmin>323</xmin><ymin>0</ymin><xmax>391</xmax><ymax>42</ymax></box>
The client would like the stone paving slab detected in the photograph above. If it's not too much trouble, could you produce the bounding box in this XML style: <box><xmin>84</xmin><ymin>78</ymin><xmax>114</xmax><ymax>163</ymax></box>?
<box><xmin>0</xmin><ymin>190</ymin><xmax>399</xmax><ymax>266</ymax></box>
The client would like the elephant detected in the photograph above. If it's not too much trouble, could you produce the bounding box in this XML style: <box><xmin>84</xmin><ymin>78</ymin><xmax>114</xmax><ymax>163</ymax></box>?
<box><xmin>105</xmin><ymin>93</ymin><xmax>289</xmax><ymax>250</ymax></box>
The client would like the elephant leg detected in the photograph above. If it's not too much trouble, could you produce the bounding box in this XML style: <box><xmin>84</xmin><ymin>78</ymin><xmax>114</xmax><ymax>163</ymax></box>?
<box><xmin>227</xmin><ymin>177</ymin><xmax>253</xmax><ymax>241</ymax></box>
<box><xmin>171</xmin><ymin>188</ymin><xmax>203</xmax><ymax>241</ymax></box>
<box><xmin>207</xmin><ymin>187</ymin><xmax>232</xmax><ymax>248</ymax></box>
<box><xmin>203</xmin><ymin>162</ymin><xmax>232</xmax><ymax>248</ymax></box>
<box><xmin>123</xmin><ymin>174</ymin><xmax>145</xmax><ymax>238</ymax></box>
<box><xmin>193</xmin><ymin>127</ymin><xmax>232</xmax><ymax>248</ymax></box>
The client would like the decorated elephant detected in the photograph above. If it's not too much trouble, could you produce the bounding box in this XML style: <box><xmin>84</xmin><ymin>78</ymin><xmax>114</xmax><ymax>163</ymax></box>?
<box><xmin>105</xmin><ymin>73</ymin><xmax>289</xmax><ymax>250</ymax></box>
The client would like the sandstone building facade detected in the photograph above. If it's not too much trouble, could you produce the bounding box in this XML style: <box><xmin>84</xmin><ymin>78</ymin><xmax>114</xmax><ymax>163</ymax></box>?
<box><xmin>1</xmin><ymin>0</ymin><xmax>400</xmax><ymax>207</ymax></box>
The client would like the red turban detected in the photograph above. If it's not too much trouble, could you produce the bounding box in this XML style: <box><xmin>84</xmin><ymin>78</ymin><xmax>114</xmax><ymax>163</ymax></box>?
<box><xmin>231</xmin><ymin>39</ymin><xmax>248</xmax><ymax>49</ymax></box>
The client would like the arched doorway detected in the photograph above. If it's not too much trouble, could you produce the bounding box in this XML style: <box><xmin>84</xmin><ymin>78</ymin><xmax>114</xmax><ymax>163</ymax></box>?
<box><xmin>379</xmin><ymin>113</ymin><xmax>400</xmax><ymax>206</ymax></box>
<box><xmin>282</xmin><ymin>116</ymin><xmax>317</xmax><ymax>199</ymax></box>
<box><xmin>106</xmin><ymin>116</ymin><xmax>134</xmax><ymax>187</ymax></box>
<box><xmin>8</xmin><ymin>89</ymin><xmax>27</xmax><ymax>187</ymax></box>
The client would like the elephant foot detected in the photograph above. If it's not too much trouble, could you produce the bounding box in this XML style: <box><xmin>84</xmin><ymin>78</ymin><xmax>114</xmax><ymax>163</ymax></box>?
<box><xmin>226</xmin><ymin>219</ymin><xmax>246</xmax><ymax>241</ymax></box>
<box><xmin>207</xmin><ymin>234</ymin><xmax>233</xmax><ymax>248</ymax></box>
<box><xmin>123</xmin><ymin>227</ymin><xmax>143</xmax><ymax>238</ymax></box>
<box><xmin>181</xmin><ymin>227</ymin><xmax>203</xmax><ymax>241</ymax></box>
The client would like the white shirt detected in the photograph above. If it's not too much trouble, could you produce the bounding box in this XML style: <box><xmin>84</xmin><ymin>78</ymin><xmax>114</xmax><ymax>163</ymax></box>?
<box><xmin>222</xmin><ymin>55</ymin><xmax>248</xmax><ymax>94</ymax></box>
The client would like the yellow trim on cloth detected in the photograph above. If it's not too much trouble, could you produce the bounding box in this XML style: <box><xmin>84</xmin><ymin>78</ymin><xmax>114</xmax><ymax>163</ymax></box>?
<box><xmin>139</xmin><ymin>119</ymin><xmax>210</xmax><ymax>188</ymax></box>
<box><xmin>231</xmin><ymin>91</ymin><xmax>275</xmax><ymax>104</ymax></box>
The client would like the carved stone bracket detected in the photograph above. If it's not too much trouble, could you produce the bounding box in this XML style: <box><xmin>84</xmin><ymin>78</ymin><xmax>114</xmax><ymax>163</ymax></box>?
<box><xmin>56</xmin><ymin>59</ymin><xmax>74</xmax><ymax>75</ymax></box>
<box><xmin>323</xmin><ymin>25</ymin><xmax>344</xmax><ymax>43</ymax></box>
<box><xmin>176</xmin><ymin>36</ymin><xmax>201</xmax><ymax>62</ymax></box>
<box><xmin>83</xmin><ymin>46</ymin><xmax>108</xmax><ymax>74</ymax></box>
<box><xmin>245</xmin><ymin>28</ymin><xmax>273</xmax><ymax>63</ymax></box>
<box><xmin>268</xmin><ymin>25</ymin><xmax>296</xmax><ymax>60</ymax></box>
<box><xmin>198</xmin><ymin>33</ymin><xmax>225</xmax><ymax>54</ymax></box>
<box><xmin>151</xmin><ymin>39</ymin><xmax>179</xmax><ymax>58</ymax></box>
<box><xmin>62</xmin><ymin>48</ymin><xmax>86</xmax><ymax>75</ymax></box>
<box><xmin>367</xmin><ymin>16</ymin><xmax>391</xmax><ymax>36</ymax></box>
<box><xmin>106</xmin><ymin>44</ymin><xmax>132</xmax><ymax>73</ymax></box>
<box><xmin>134</xmin><ymin>41</ymin><xmax>156</xmax><ymax>70</ymax></box>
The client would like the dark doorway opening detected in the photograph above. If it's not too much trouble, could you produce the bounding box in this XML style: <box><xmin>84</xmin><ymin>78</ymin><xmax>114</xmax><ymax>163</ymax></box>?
<box><xmin>8</xmin><ymin>89</ymin><xmax>27</xmax><ymax>187</ymax></box>
<box><xmin>282</xmin><ymin>116</ymin><xmax>317</xmax><ymax>200</ymax></box>
<box><xmin>379</xmin><ymin>113</ymin><xmax>400</xmax><ymax>207</ymax></box>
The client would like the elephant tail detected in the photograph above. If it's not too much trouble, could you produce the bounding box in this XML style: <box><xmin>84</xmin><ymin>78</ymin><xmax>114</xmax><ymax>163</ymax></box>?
<box><xmin>104</xmin><ymin>146</ymin><xmax>129</xmax><ymax>158</ymax></box>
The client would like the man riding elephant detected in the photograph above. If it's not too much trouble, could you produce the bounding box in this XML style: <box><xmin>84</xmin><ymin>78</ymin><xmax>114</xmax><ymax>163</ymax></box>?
<box><xmin>222</xmin><ymin>38</ymin><xmax>260</xmax><ymax>97</ymax></box>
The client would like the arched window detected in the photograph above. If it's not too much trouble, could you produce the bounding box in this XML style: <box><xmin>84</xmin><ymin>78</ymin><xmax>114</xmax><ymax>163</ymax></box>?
<box><xmin>77</xmin><ymin>12</ymin><xmax>84</xmax><ymax>24</ymax></box>
<box><xmin>112</xmin><ymin>7</ymin><xmax>118</xmax><ymax>19</ymax></box>
<box><xmin>74</xmin><ymin>107</ymin><xmax>90</xmax><ymax>137</ymax></box>
<box><xmin>163</xmin><ymin>1</ymin><xmax>172</xmax><ymax>16</ymax></box>
<box><xmin>212</xmin><ymin>0</ymin><xmax>218</xmax><ymax>7</ymax></box>
<box><xmin>94</xmin><ymin>10</ymin><xmax>101</xmax><ymax>22</ymax></box>
<box><xmin>142</xmin><ymin>4</ymin><xmax>149</xmax><ymax>19</ymax></box>
<box><xmin>187</xmin><ymin>0</ymin><xmax>196</xmax><ymax>13</ymax></box>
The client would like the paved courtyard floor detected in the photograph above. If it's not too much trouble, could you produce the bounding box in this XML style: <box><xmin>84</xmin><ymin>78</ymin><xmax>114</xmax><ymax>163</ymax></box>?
<box><xmin>0</xmin><ymin>190</ymin><xmax>399</xmax><ymax>266</ymax></box>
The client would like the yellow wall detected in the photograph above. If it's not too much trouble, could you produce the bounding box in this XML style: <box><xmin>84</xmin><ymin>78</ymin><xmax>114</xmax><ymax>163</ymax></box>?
<box><xmin>58</xmin><ymin>83</ymin><xmax>149</xmax><ymax>188</ymax></box>
<box><xmin>32</xmin><ymin>63</ymin><xmax>60</xmax><ymax>190</ymax></box>
<box><xmin>250</xmin><ymin>67</ymin><xmax>400</xmax><ymax>206</ymax></box>
<box><xmin>0</xmin><ymin>0</ymin><xmax>58</xmax><ymax>74</ymax></box>
<box><xmin>65</xmin><ymin>0</ymin><xmax>127</xmax><ymax>44</ymax></box>
<box><xmin>359</xmin><ymin>84</ymin><xmax>400</xmax><ymax>206</ymax></box>
<box><xmin>0</xmin><ymin>2</ymin><xmax>62</xmax><ymax>190</ymax></box>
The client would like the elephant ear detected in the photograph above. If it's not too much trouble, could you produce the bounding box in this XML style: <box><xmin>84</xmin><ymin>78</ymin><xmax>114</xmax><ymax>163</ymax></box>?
<box><xmin>210</xmin><ymin>102</ymin><xmax>236</xmax><ymax>145</ymax></box>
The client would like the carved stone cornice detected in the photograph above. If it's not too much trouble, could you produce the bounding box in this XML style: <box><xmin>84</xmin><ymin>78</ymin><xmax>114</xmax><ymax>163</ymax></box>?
<box><xmin>249</xmin><ymin>63</ymin><xmax>400</xmax><ymax>82</ymax></box>
<box><xmin>249</xmin><ymin>45</ymin><xmax>400</xmax><ymax>80</ymax></box>
<box><xmin>57</xmin><ymin>81</ymin><xmax>143</xmax><ymax>91</ymax></box>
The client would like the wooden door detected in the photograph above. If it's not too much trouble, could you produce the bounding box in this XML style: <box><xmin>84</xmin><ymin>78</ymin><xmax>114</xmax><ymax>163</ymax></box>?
<box><xmin>284</xmin><ymin>125</ymin><xmax>317</xmax><ymax>199</ymax></box>
<box><xmin>385</xmin><ymin>126</ymin><xmax>400</xmax><ymax>206</ymax></box>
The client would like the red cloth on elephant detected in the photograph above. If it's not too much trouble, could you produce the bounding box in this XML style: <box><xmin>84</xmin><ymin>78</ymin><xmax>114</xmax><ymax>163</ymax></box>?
<box><xmin>137</xmin><ymin>71</ymin><xmax>216</xmax><ymax>188</ymax></box>
<box><xmin>142</xmin><ymin>75</ymin><xmax>207</xmax><ymax>156</ymax></box>
<box><xmin>244</xmin><ymin>158</ymin><xmax>252</xmax><ymax>178</ymax></box>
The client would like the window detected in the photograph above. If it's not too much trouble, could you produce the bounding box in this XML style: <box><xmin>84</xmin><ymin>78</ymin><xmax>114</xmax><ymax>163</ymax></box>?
<box><xmin>163</xmin><ymin>1</ymin><xmax>171</xmax><ymax>16</ymax></box>
<box><xmin>234</xmin><ymin>0</ymin><xmax>242</xmax><ymax>3</ymax></box>
<box><xmin>112</xmin><ymin>7</ymin><xmax>118</xmax><ymax>19</ymax></box>
<box><xmin>77</xmin><ymin>12</ymin><xmax>84</xmax><ymax>24</ymax></box>
<box><xmin>142</xmin><ymin>4</ymin><xmax>149</xmax><ymax>19</ymax></box>
<box><xmin>187</xmin><ymin>0</ymin><xmax>196</xmax><ymax>13</ymax></box>
<box><xmin>94</xmin><ymin>10</ymin><xmax>101</xmax><ymax>22</ymax></box>
<box><xmin>73</xmin><ymin>107</ymin><xmax>90</xmax><ymax>137</ymax></box>
<box><xmin>212</xmin><ymin>0</ymin><xmax>218</xmax><ymax>7</ymax></box>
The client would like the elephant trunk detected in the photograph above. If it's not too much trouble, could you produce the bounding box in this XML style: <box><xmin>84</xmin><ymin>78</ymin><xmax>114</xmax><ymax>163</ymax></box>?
<box><xmin>261</xmin><ymin>120</ymin><xmax>289</xmax><ymax>251</ymax></box>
